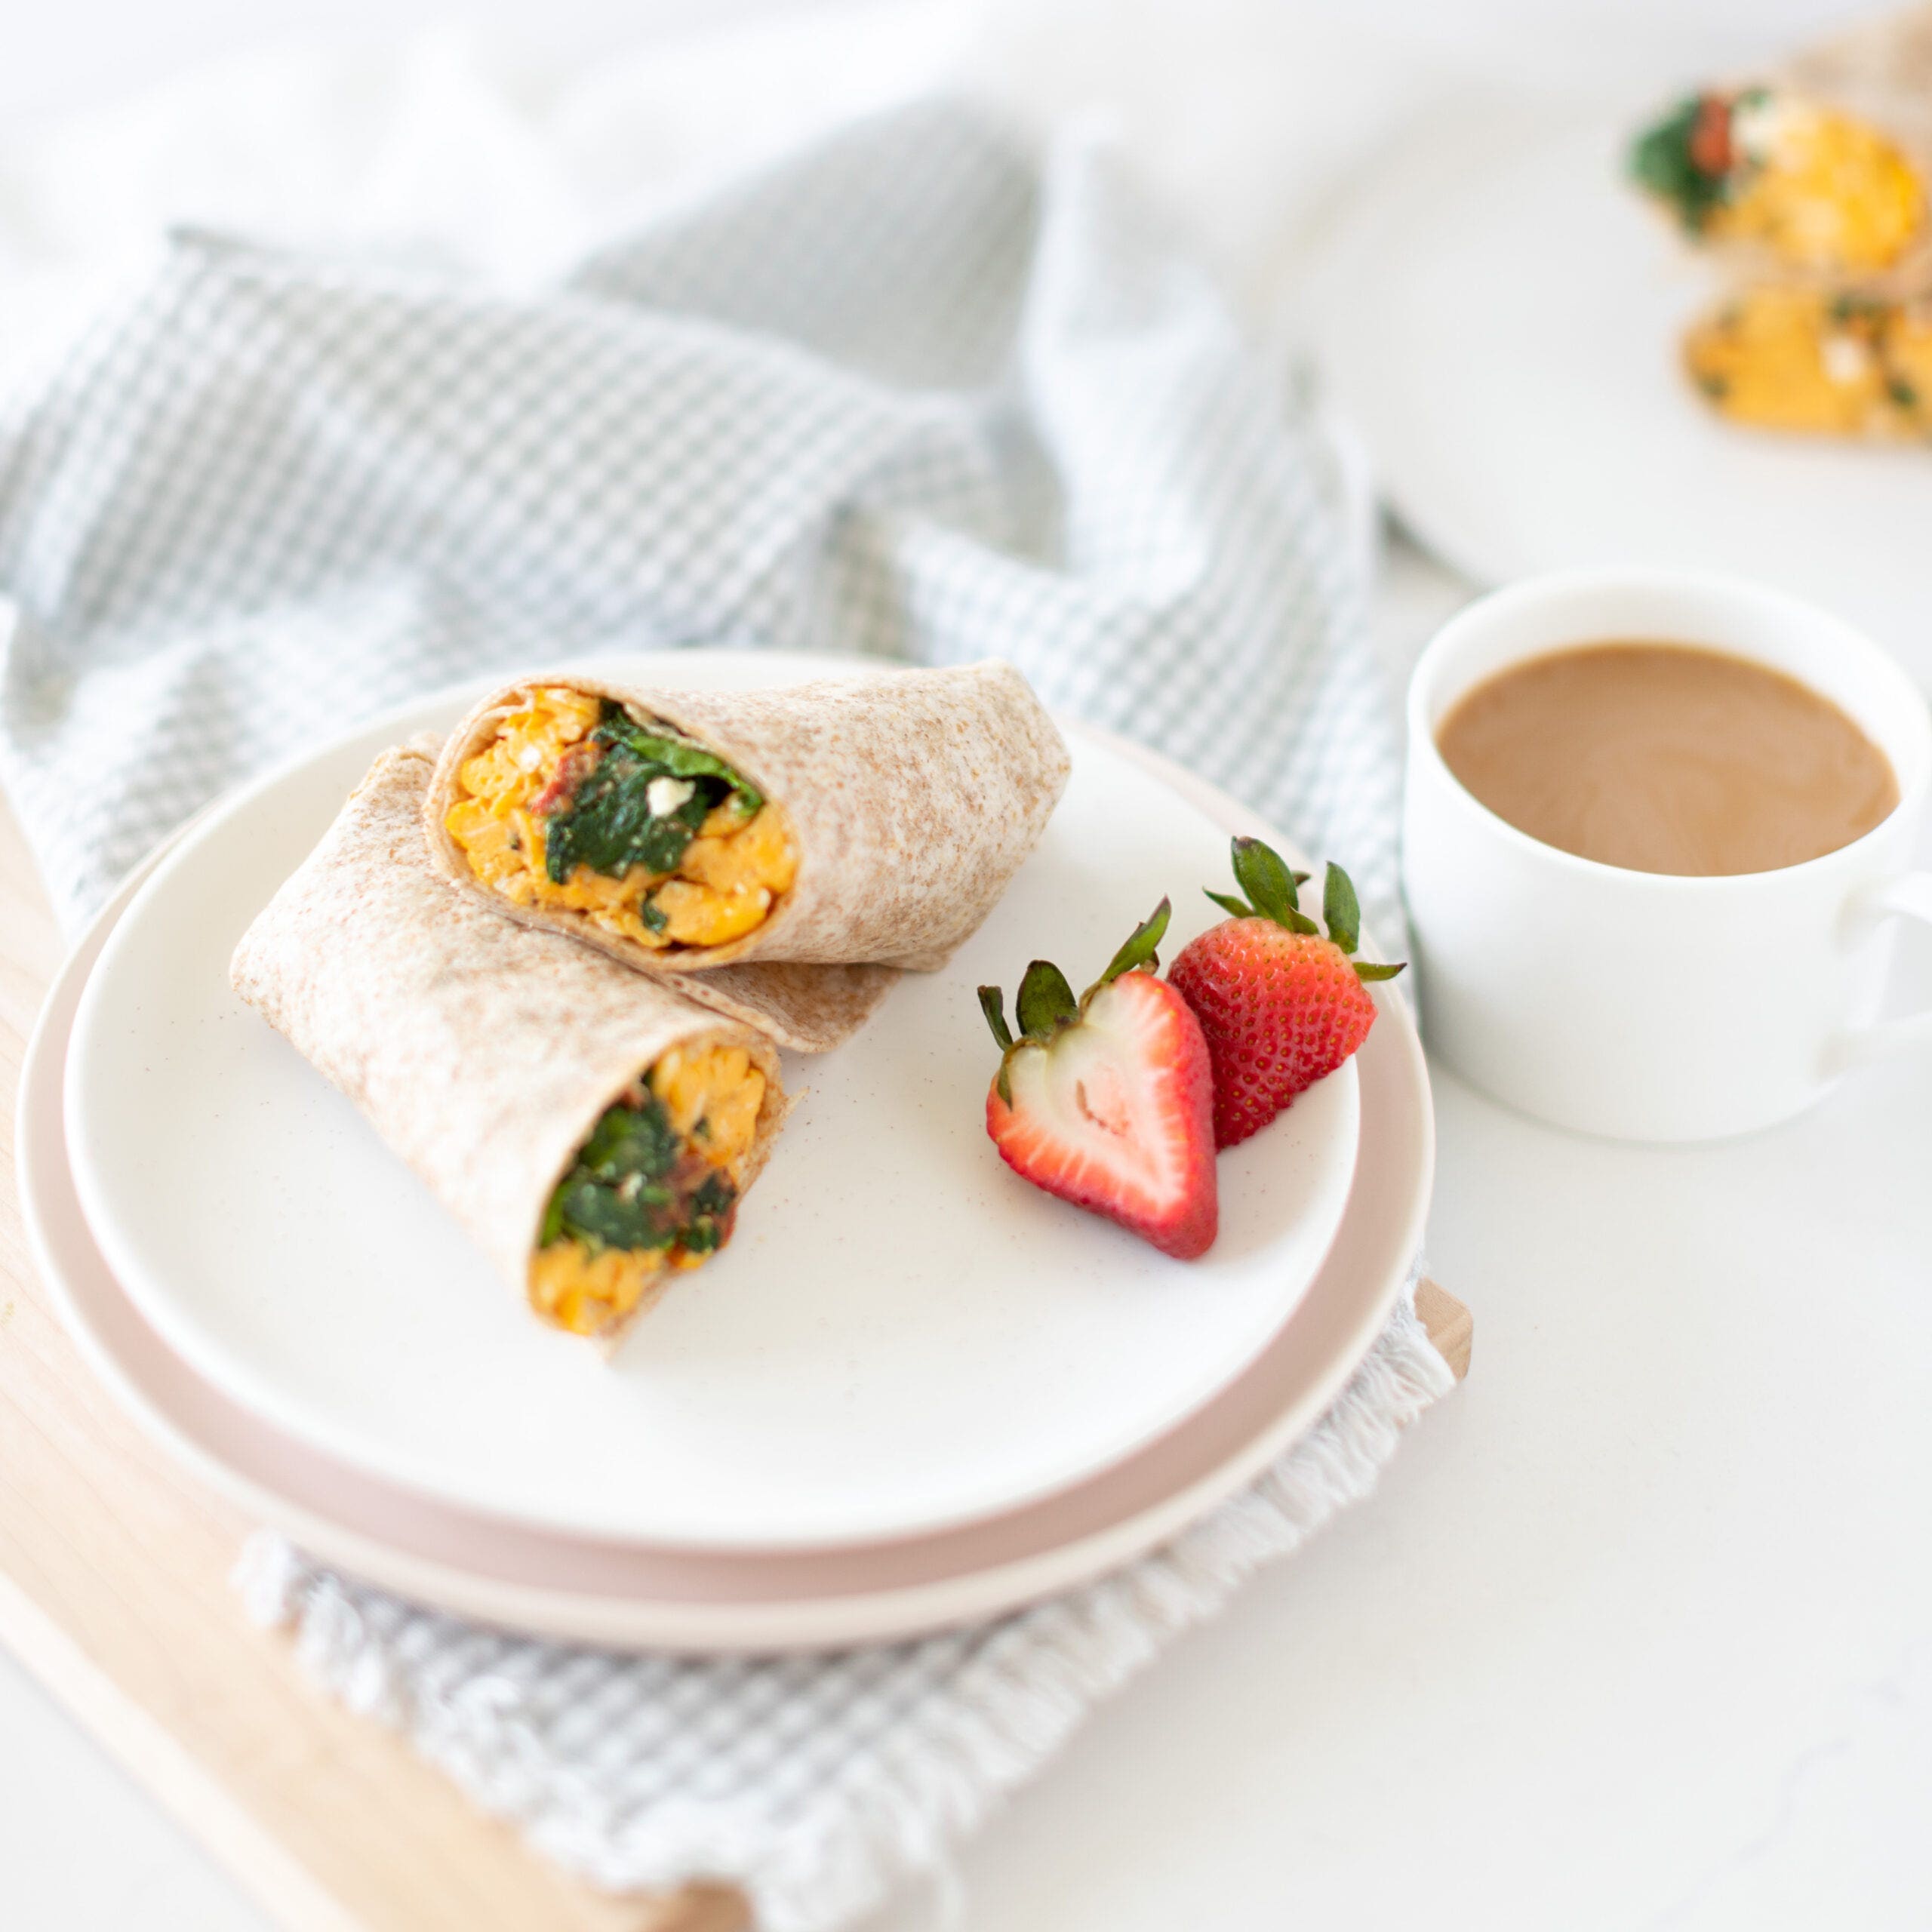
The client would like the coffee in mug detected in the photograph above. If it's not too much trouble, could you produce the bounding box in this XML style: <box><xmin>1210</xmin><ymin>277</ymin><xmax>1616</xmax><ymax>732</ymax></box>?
<box><xmin>1402</xmin><ymin>571</ymin><xmax>1932</xmax><ymax>1143</ymax></box>
<box><xmin>1434</xmin><ymin>641</ymin><xmax>1899</xmax><ymax>878</ymax></box>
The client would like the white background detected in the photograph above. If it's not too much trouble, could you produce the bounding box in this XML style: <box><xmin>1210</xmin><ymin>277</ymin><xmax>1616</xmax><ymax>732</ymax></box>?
<box><xmin>3</xmin><ymin>2</ymin><xmax>1930</xmax><ymax>1928</ymax></box>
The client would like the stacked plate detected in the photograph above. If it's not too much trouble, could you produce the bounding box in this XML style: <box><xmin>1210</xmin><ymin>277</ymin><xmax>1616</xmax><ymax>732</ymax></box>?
<box><xmin>18</xmin><ymin>652</ymin><xmax>1433</xmax><ymax>1652</ymax></box>
<box><xmin>1309</xmin><ymin>104</ymin><xmax>1932</xmax><ymax>674</ymax></box>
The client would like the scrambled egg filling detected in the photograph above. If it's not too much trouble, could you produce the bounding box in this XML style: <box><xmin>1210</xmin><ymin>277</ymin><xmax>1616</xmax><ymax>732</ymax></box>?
<box><xmin>528</xmin><ymin>1043</ymin><xmax>768</xmax><ymax>1337</ymax></box>
<box><xmin>1708</xmin><ymin>95</ymin><xmax>1926</xmax><ymax>275</ymax></box>
<box><xmin>1633</xmin><ymin>90</ymin><xmax>1927</xmax><ymax>274</ymax></box>
<box><xmin>445</xmin><ymin>686</ymin><xmax>798</xmax><ymax>950</ymax></box>
<box><xmin>1684</xmin><ymin>286</ymin><xmax>1932</xmax><ymax>435</ymax></box>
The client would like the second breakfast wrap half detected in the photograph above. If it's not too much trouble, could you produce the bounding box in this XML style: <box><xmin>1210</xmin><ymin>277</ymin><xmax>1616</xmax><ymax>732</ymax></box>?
<box><xmin>1629</xmin><ymin>8</ymin><xmax>1932</xmax><ymax>438</ymax></box>
<box><xmin>423</xmin><ymin>660</ymin><xmax>1072</xmax><ymax>996</ymax></box>
<box><xmin>232</xmin><ymin>743</ymin><xmax>789</xmax><ymax>1347</ymax></box>
<box><xmin>1634</xmin><ymin>7</ymin><xmax>1932</xmax><ymax>291</ymax></box>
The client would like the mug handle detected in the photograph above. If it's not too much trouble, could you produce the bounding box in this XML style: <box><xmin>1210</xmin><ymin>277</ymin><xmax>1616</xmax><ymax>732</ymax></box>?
<box><xmin>1836</xmin><ymin>872</ymin><xmax>1932</xmax><ymax>1066</ymax></box>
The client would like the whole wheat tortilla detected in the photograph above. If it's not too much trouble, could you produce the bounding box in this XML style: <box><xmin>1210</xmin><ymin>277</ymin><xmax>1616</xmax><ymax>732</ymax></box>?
<box><xmin>230</xmin><ymin>744</ymin><xmax>789</xmax><ymax>1343</ymax></box>
<box><xmin>423</xmin><ymin>660</ymin><xmax>1072</xmax><ymax>994</ymax></box>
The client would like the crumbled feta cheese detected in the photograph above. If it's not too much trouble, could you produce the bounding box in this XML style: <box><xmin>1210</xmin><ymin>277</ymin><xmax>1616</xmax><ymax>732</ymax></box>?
<box><xmin>517</xmin><ymin>743</ymin><xmax>544</xmax><ymax>771</ymax></box>
<box><xmin>1823</xmin><ymin>333</ymin><xmax>1871</xmax><ymax>385</ymax></box>
<box><xmin>1731</xmin><ymin>94</ymin><xmax>1792</xmax><ymax>165</ymax></box>
<box><xmin>647</xmin><ymin>776</ymin><xmax>697</xmax><ymax>819</ymax></box>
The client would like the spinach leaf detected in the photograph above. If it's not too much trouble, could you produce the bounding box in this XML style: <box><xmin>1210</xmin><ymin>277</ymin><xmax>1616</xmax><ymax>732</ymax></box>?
<box><xmin>552</xmin><ymin>1176</ymin><xmax>678</xmax><ymax>1251</ymax></box>
<box><xmin>543</xmin><ymin>741</ymin><xmax>712</xmax><ymax>882</ymax></box>
<box><xmin>574</xmin><ymin>1099</ymin><xmax>680</xmax><ymax>1185</ymax></box>
<box><xmin>691</xmin><ymin>1171</ymin><xmax>735</xmax><ymax>1216</ymax></box>
<box><xmin>678</xmin><ymin>1217</ymin><xmax>726</xmax><ymax>1255</ymax></box>
<box><xmin>543</xmin><ymin>1089</ymin><xmax>740</xmax><ymax>1257</ymax></box>
<box><xmin>676</xmin><ymin>1172</ymin><xmax>738</xmax><ymax>1254</ymax></box>
<box><xmin>1629</xmin><ymin>96</ymin><xmax>1731</xmax><ymax>230</ymax></box>
<box><xmin>541</xmin><ymin>704</ymin><xmax>761</xmax><ymax>886</ymax></box>
<box><xmin>598</xmin><ymin>714</ymin><xmax>764</xmax><ymax>814</ymax></box>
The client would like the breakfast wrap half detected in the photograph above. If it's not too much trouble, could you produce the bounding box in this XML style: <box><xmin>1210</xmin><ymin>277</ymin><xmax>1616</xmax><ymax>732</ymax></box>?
<box><xmin>231</xmin><ymin>743</ymin><xmax>789</xmax><ymax>1346</ymax></box>
<box><xmin>1629</xmin><ymin>8</ymin><xmax>1932</xmax><ymax>438</ymax></box>
<box><xmin>1631</xmin><ymin>8</ymin><xmax>1932</xmax><ymax>290</ymax></box>
<box><xmin>423</xmin><ymin>659</ymin><xmax>1072</xmax><ymax>986</ymax></box>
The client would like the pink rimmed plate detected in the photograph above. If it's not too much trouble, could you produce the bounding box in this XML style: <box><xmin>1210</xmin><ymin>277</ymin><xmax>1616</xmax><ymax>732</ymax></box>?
<box><xmin>60</xmin><ymin>656</ymin><xmax>1362</xmax><ymax>1550</ymax></box>
<box><xmin>20</xmin><ymin>696</ymin><xmax>1431</xmax><ymax>1651</ymax></box>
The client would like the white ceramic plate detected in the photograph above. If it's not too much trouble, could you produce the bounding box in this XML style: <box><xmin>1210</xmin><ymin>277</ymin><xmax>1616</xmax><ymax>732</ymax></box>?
<box><xmin>63</xmin><ymin>654</ymin><xmax>1359</xmax><ymax>1551</ymax></box>
<box><xmin>21</xmin><ymin>735</ymin><xmax>1430</xmax><ymax>1651</ymax></box>
<box><xmin>1309</xmin><ymin>103</ymin><xmax>1932</xmax><ymax>677</ymax></box>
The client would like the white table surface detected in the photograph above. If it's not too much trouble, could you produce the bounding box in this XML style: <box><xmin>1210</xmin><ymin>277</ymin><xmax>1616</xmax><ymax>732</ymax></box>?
<box><xmin>4</xmin><ymin>3</ymin><xmax>1930</xmax><ymax>1927</ymax></box>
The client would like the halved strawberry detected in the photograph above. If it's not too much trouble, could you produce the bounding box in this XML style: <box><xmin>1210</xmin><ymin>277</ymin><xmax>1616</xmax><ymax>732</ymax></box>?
<box><xmin>979</xmin><ymin>902</ymin><xmax>1217</xmax><ymax>1260</ymax></box>
<box><xmin>1168</xmin><ymin>840</ymin><xmax>1404</xmax><ymax>1150</ymax></box>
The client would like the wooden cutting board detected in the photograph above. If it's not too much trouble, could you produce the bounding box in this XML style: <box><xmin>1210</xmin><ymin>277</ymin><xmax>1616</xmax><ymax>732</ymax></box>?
<box><xmin>0</xmin><ymin>799</ymin><xmax>1470</xmax><ymax>1932</ymax></box>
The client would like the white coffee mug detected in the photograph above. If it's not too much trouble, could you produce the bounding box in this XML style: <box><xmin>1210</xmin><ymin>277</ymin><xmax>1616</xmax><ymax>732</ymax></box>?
<box><xmin>1402</xmin><ymin>569</ymin><xmax>1932</xmax><ymax>1142</ymax></box>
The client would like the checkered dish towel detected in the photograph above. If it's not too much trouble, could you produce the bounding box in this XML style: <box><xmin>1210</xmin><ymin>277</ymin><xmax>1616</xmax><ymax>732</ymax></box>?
<box><xmin>0</xmin><ymin>97</ymin><xmax>1451</xmax><ymax>1930</ymax></box>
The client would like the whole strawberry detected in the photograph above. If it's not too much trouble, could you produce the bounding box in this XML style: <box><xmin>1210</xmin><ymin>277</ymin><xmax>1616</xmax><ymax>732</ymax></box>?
<box><xmin>1168</xmin><ymin>839</ymin><xmax>1404</xmax><ymax>1150</ymax></box>
<box><xmin>980</xmin><ymin>900</ymin><xmax>1218</xmax><ymax>1260</ymax></box>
